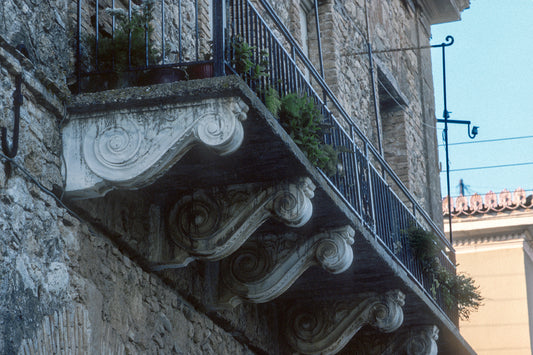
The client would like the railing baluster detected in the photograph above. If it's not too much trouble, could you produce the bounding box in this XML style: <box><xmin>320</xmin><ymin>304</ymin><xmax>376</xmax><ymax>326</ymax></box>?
<box><xmin>161</xmin><ymin>0</ymin><xmax>165</xmax><ymax>65</ymax></box>
<box><xmin>213</xmin><ymin>0</ymin><xmax>225</xmax><ymax>76</ymax></box>
<box><xmin>76</xmin><ymin>0</ymin><xmax>81</xmax><ymax>93</ymax></box>
<box><xmin>112</xmin><ymin>0</ymin><xmax>115</xmax><ymax>70</ymax></box>
<box><xmin>195</xmin><ymin>0</ymin><xmax>199</xmax><ymax>61</ymax></box>
<box><xmin>128</xmin><ymin>0</ymin><xmax>132</xmax><ymax>69</ymax></box>
<box><xmin>178</xmin><ymin>0</ymin><xmax>182</xmax><ymax>62</ymax></box>
<box><xmin>95</xmin><ymin>0</ymin><xmax>99</xmax><ymax>70</ymax></box>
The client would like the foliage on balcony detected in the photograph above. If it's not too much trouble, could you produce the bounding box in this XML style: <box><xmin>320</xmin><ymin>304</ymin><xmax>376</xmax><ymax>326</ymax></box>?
<box><xmin>87</xmin><ymin>0</ymin><xmax>158</xmax><ymax>72</ymax></box>
<box><xmin>407</xmin><ymin>226</ymin><xmax>483</xmax><ymax>320</ymax></box>
<box><xmin>231</xmin><ymin>36</ymin><xmax>269</xmax><ymax>82</ymax></box>
<box><xmin>279</xmin><ymin>93</ymin><xmax>338</xmax><ymax>176</ymax></box>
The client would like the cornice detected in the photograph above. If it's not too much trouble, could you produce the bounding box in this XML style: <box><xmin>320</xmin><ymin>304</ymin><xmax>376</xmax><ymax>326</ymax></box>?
<box><xmin>417</xmin><ymin>0</ymin><xmax>470</xmax><ymax>24</ymax></box>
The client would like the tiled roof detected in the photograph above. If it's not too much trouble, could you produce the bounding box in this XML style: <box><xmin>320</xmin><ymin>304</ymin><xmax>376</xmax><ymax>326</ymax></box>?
<box><xmin>443</xmin><ymin>188</ymin><xmax>533</xmax><ymax>216</ymax></box>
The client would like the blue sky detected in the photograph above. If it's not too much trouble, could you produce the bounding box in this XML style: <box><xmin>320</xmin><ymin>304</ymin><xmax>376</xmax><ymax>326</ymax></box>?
<box><xmin>430</xmin><ymin>0</ymin><xmax>533</xmax><ymax>198</ymax></box>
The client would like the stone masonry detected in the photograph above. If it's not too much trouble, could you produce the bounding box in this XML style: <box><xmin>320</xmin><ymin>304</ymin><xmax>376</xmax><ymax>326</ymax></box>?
<box><xmin>0</xmin><ymin>34</ymin><xmax>270</xmax><ymax>354</ymax></box>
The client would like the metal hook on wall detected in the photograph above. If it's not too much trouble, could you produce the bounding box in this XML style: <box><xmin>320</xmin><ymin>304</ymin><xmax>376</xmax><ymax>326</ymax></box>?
<box><xmin>1</xmin><ymin>73</ymin><xmax>23</xmax><ymax>158</ymax></box>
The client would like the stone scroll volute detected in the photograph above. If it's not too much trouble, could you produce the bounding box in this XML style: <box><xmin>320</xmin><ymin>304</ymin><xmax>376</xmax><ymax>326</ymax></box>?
<box><xmin>285</xmin><ymin>290</ymin><xmax>405</xmax><ymax>355</ymax></box>
<box><xmin>218</xmin><ymin>226</ymin><xmax>355</xmax><ymax>307</ymax></box>
<box><xmin>166</xmin><ymin>178</ymin><xmax>316</xmax><ymax>266</ymax></box>
<box><xmin>63</xmin><ymin>97</ymin><xmax>248</xmax><ymax>198</ymax></box>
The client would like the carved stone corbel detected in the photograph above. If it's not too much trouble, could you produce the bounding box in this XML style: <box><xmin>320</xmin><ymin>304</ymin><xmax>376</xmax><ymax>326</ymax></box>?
<box><xmin>166</xmin><ymin>177</ymin><xmax>316</xmax><ymax>265</ymax></box>
<box><xmin>285</xmin><ymin>290</ymin><xmax>405</xmax><ymax>355</ymax></box>
<box><xmin>385</xmin><ymin>325</ymin><xmax>439</xmax><ymax>355</ymax></box>
<box><xmin>346</xmin><ymin>325</ymin><xmax>439</xmax><ymax>355</ymax></box>
<box><xmin>218</xmin><ymin>226</ymin><xmax>355</xmax><ymax>307</ymax></box>
<box><xmin>63</xmin><ymin>96</ymin><xmax>248</xmax><ymax>198</ymax></box>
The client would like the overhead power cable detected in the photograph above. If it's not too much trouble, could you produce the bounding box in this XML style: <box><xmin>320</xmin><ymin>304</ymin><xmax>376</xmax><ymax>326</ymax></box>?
<box><xmin>438</xmin><ymin>135</ymin><xmax>533</xmax><ymax>147</ymax></box>
<box><xmin>440</xmin><ymin>161</ymin><xmax>533</xmax><ymax>173</ymax></box>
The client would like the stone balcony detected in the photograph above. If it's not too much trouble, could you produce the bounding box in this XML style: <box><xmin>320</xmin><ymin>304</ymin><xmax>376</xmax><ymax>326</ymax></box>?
<box><xmin>62</xmin><ymin>76</ymin><xmax>474</xmax><ymax>354</ymax></box>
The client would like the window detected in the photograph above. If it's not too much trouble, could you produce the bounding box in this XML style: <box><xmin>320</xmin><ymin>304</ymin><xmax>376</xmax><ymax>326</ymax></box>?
<box><xmin>299</xmin><ymin>0</ymin><xmax>314</xmax><ymax>56</ymax></box>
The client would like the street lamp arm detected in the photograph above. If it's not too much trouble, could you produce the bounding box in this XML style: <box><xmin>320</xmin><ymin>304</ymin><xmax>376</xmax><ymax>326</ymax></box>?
<box><xmin>437</xmin><ymin>119</ymin><xmax>479</xmax><ymax>139</ymax></box>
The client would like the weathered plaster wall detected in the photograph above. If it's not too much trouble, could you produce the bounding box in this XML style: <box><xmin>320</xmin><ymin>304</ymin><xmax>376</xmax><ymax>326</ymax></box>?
<box><xmin>456</xmin><ymin>244</ymin><xmax>532</xmax><ymax>354</ymax></box>
<box><xmin>0</xmin><ymin>39</ymin><xmax>260</xmax><ymax>355</ymax></box>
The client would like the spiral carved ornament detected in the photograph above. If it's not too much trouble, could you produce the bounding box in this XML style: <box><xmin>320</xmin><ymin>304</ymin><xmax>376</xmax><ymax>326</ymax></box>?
<box><xmin>219</xmin><ymin>226</ymin><xmax>354</xmax><ymax>307</ymax></box>
<box><xmin>404</xmin><ymin>326</ymin><xmax>439</xmax><ymax>355</ymax></box>
<box><xmin>228</xmin><ymin>242</ymin><xmax>272</xmax><ymax>284</ymax></box>
<box><xmin>315</xmin><ymin>226</ymin><xmax>355</xmax><ymax>274</ymax></box>
<box><xmin>84</xmin><ymin>119</ymin><xmax>143</xmax><ymax>181</ymax></box>
<box><xmin>167</xmin><ymin>193</ymin><xmax>221</xmax><ymax>250</ymax></box>
<box><xmin>286</xmin><ymin>290</ymin><xmax>405</xmax><ymax>354</ymax></box>
<box><xmin>368</xmin><ymin>290</ymin><xmax>406</xmax><ymax>333</ymax></box>
<box><xmin>195</xmin><ymin>99</ymin><xmax>247</xmax><ymax>156</ymax></box>
<box><xmin>270</xmin><ymin>177</ymin><xmax>315</xmax><ymax>227</ymax></box>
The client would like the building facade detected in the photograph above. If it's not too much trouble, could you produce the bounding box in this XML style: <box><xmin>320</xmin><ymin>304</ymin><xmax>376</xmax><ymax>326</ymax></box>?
<box><xmin>445</xmin><ymin>189</ymin><xmax>533</xmax><ymax>354</ymax></box>
<box><xmin>1</xmin><ymin>0</ymin><xmax>472</xmax><ymax>354</ymax></box>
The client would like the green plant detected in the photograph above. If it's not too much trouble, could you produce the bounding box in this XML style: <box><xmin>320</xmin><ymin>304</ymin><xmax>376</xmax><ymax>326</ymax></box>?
<box><xmin>87</xmin><ymin>0</ymin><xmax>158</xmax><ymax>71</ymax></box>
<box><xmin>279</xmin><ymin>93</ymin><xmax>338</xmax><ymax>176</ymax></box>
<box><xmin>406</xmin><ymin>226</ymin><xmax>483</xmax><ymax>320</ymax></box>
<box><xmin>264</xmin><ymin>86</ymin><xmax>282</xmax><ymax>118</ymax></box>
<box><xmin>231</xmin><ymin>36</ymin><xmax>269</xmax><ymax>81</ymax></box>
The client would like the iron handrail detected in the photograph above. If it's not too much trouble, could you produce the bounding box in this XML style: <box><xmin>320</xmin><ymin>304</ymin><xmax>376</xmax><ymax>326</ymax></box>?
<box><xmin>252</xmin><ymin>0</ymin><xmax>453</xmax><ymax>252</ymax></box>
<box><xmin>228</xmin><ymin>0</ymin><xmax>457</xmax><ymax>322</ymax></box>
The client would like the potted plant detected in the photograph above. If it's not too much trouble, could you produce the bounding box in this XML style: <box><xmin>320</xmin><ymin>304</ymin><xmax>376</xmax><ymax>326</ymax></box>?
<box><xmin>82</xmin><ymin>0</ymin><xmax>185</xmax><ymax>90</ymax></box>
<box><xmin>188</xmin><ymin>53</ymin><xmax>214</xmax><ymax>80</ymax></box>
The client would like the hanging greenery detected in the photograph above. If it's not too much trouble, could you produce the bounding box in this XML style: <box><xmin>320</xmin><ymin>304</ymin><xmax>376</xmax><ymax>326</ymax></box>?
<box><xmin>406</xmin><ymin>226</ymin><xmax>483</xmax><ymax>320</ymax></box>
<box><xmin>231</xmin><ymin>36</ymin><xmax>269</xmax><ymax>81</ymax></box>
<box><xmin>279</xmin><ymin>93</ymin><xmax>338</xmax><ymax>176</ymax></box>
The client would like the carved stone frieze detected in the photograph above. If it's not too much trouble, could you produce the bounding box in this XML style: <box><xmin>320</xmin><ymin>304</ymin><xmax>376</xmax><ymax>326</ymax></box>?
<box><xmin>63</xmin><ymin>96</ymin><xmax>248</xmax><ymax>198</ymax></box>
<box><xmin>285</xmin><ymin>290</ymin><xmax>405</xmax><ymax>355</ymax></box>
<box><xmin>218</xmin><ymin>226</ymin><xmax>355</xmax><ymax>307</ymax></box>
<box><xmin>167</xmin><ymin>177</ymin><xmax>316</xmax><ymax>265</ymax></box>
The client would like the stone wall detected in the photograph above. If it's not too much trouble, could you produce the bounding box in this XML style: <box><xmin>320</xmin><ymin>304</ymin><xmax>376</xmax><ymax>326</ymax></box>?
<box><xmin>0</xmin><ymin>0</ymin><xmax>74</xmax><ymax>89</ymax></box>
<box><xmin>0</xmin><ymin>39</ymin><xmax>263</xmax><ymax>355</ymax></box>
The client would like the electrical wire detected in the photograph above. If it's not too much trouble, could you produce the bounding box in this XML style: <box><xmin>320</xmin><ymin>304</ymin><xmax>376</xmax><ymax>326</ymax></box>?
<box><xmin>441</xmin><ymin>161</ymin><xmax>533</xmax><ymax>173</ymax></box>
<box><xmin>438</xmin><ymin>135</ymin><xmax>533</xmax><ymax>146</ymax></box>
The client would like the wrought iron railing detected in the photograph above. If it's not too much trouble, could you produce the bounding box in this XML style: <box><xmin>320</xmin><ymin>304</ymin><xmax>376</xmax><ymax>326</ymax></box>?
<box><xmin>75</xmin><ymin>0</ymin><xmax>458</xmax><ymax>324</ymax></box>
